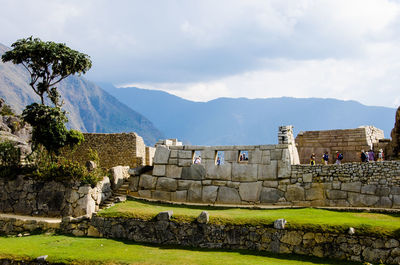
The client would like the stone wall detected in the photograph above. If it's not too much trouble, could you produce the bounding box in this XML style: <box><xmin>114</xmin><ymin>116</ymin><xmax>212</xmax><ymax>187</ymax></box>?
<box><xmin>62</xmin><ymin>133</ymin><xmax>148</xmax><ymax>169</ymax></box>
<box><xmin>0</xmin><ymin>175</ymin><xmax>112</xmax><ymax>217</ymax></box>
<box><xmin>0</xmin><ymin>215</ymin><xmax>60</xmax><ymax>236</ymax></box>
<box><xmin>60</xmin><ymin>213</ymin><xmax>400</xmax><ymax>264</ymax></box>
<box><xmin>287</xmin><ymin>162</ymin><xmax>400</xmax><ymax>208</ymax></box>
<box><xmin>135</xmin><ymin>143</ymin><xmax>294</xmax><ymax>204</ymax></box>
<box><xmin>134</xmin><ymin>152</ymin><xmax>400</xmax><ymax>208</ymax></box>
<box><xmin>132</xmin><ymin>126</ymin><xmax>299</xmax><ymax>204</ymax></box>
<box><xmin>295</xmin><ymin>126</ymin><xmax>384</xmax><ymax>164</ymax></box>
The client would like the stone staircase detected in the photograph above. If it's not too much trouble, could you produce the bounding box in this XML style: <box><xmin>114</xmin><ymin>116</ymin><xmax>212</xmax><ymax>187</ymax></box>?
<box><xmin>99</xmin><ymin>180</ymin><xmax>130</xmax><ymax>210</ymax></box>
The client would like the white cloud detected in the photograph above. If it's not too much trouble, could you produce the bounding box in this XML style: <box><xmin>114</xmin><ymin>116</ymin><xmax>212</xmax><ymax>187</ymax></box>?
<box><xmin>2</xmin><ymin>0</ymin><xmax>400</xmax><ymax>107</ymax></box>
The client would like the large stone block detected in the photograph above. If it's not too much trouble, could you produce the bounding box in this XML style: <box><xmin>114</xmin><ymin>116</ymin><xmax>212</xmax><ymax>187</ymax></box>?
<box><xmin>170</xmin><ymin>150</ymin><xmax>178</xmax><ymax>158</ymax></box>
<box><xmin>156</xmin><ymin>177</ymin><xmax>177</xmax><ymax>192</ymax></box>
<box><xmin>258</xmin><ymin>161</ymin><xmax>278</xmax><ymax>180</ymax></box>
<box><xmin>152</xmin><ymin>191</ymin><xmax>171</xmax><ymax>201</ymax></box>
<box><xmin>178</xmin><ymin>150</ymin><xmax>193</xmax><ymax>159</ymax></box>
<box><xmin>202</xmin><ymin>149</ymin><xmax>216</xmax><ymax>160</ymax></box>
<box><xmin>341</xmin><ymin>182</ymin><xmax>361</xmax><ymax>193</ymax></box>
<box><xmin>205</xmin><ymin>163</ymin><xmax>231</xmax><ymax>180</ymax></box>
<box><xmin>202</xmin><ymin>186</ymin><xmax>219</xmax><ymax>203</ymax></box>
<box><xmin>359</xmin><ymin>194</ymin><xmax>379</xmax><ymax>206</ymax></box>
<box><xmin>153</xmin><ymin>146</ymin><xmax>170</xmax><ymax>164</ymax></box>
<box><xmin>216</xmin><ymin>187</ymin><xmax>241</xmax><ymax>204</ymax></box>
<box><xmin>260</xmin><ymin>187</ymin><xmax>284</xmax><ymax>203</ymax></box>
<box><xmin>110</xmin><ymin>166</ymin><xmax>130</xmax><ymax>190</ymax></box>
<box><xmin>249</xmin><ymin>149</ymin><xmax>262</xmax><ymax>164</ymax></box>
<box><xmin>178</xmin><ymin>159</ymin><xmax>193</xmax><ymax>167</ymax></box>
<box><xmin>225</xmin><ymin>151</ymin><xmax>239</xmax><ymax>162</ymax></box>
<box><xmin>326</xmin><ymin>190</ymin><xmax>347</xmax><ymax>200</ymax></box>
<box><xmin>178</xmin><ymin>180</ymin><xmax>197</xmax><ymax>190</ymax></box>
<box><xmin>285</xmin><ymin>185</ymin><xmax>305</xmax><ymax>201</ymax></box>
<box><xmin>171</xmin><ymin>190</ymin><xmax>187</xmax><ymax>202</ymax></box>
<box><xmin>305</xmin><ymin>184</ymin><xmax>324</xmax><ymax>201</ymax></box>
<box><xmin>232</xmin><ymin>164</ymin><xmax>258</xmax><ymax>182</ymax></box>
<box><xmin>153</xmin><ymin>165</ymin><xmax>166</xmax><ymax>176</ymax></box>
<box><xmin>239</xmin><ymin>182</ymin><xmax>262</xmax><ymax>202</ymax></box>
<box><xmin>188</xmin><ymin>182</ymin><xmax>202</xmax><ymax>202</ymax></box>
<box><xmin>165</xmin><ymin>165</ymin><xmax>182</xmax><ymax>179</ymax></box>
<box><xmin>139</xmin><ymin>175</ymin><xmax>157</xmax><ymax>190</ymax></box>
<box><xmin>138</xmin><ymin>190</ymin><xmax>151</xmax><ymax>198</ymax></box>
<box><xmin>277</xmin><ymin>161</ymin><xmax>291</xmax><ymax>179</ymax></box>
<box><xmin>181</xmin><ymin>164</ymin><xmax>206</xmax><ymax>180</ymax></box>
<box><xmin>271</xmin><ymin>149</ymin><xmax>283</xmax><ymax>160</ymax></box>
<box><xmin>361</xmin><ymin>184</ymin><xmax>376</xmax><ymax>195</ymax></box>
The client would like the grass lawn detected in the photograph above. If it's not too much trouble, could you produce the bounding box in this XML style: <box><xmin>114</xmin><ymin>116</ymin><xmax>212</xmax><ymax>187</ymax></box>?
<box><xmin>0</xmin><ymin>234</ymin><xmax>360</xmax><ymax>265</ymax></box>
<box><xmin>98</xmin><ymin>198</ymin><xmax>400</xmax><ymax>237</ymax></box>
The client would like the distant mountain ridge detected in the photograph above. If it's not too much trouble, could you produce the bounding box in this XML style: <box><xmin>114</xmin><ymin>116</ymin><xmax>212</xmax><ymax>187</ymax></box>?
<box><xmin>102</xmin><ymin>84</ymin><xmax>396</xmax><ymax>145</ymax></box>
<box><xmin>0</xmin><ymin>43</ymin><xmax>163</xmax><ymax>145</ymax></box>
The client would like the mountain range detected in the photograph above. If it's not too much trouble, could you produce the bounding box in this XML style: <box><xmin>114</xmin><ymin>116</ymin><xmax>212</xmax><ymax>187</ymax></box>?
<box><xmin>102</xmin><ymin>85</ymin><xmax>396</xmax><ymax>145</ymax></box>
<box><xmin>1</xmin><ymin>41</ymin><xmax>396</xmax><ymax>147</ymax></box>
<box><xmin>0</xmin><ymin>43</ymin><xmax>163</xmax><ymax>145</ymax></box>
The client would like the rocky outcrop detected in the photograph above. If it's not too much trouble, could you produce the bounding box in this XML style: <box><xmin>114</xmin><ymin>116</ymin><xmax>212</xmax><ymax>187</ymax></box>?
<box><xmin>389</xmin><ymin>106</ymin><xmax>400</xmax><ymax>159</ymax></box>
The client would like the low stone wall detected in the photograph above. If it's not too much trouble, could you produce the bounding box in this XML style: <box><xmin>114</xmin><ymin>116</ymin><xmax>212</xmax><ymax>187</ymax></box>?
<box><xmin>0</xmin><ymin>175</ymin><xmax>112</xmax><ymax>217</ymax></box>
<box><xmin>0</xmin><ymin>215</ymin><xmax>60</xmax><ymax>236</ymax></box>
<box><xmin>287</xmin><ymin>162</ymin><xmax>400</xmax><ymax>208</ymax></box>
<box><xmin>61</xmin><ymin>133</ymin><xmax>148</xmax><ymax>169</ymax></box>
<box><xmin>58</xmin><ymin>213</ymin><xmax>400</xmax><ymax>264</ymax></box>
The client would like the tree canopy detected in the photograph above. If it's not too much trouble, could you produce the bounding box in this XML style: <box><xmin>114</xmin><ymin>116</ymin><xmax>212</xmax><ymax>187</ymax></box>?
<box><xmin>1</xmin><ymin>36</ymin><xmax>92</xmax><ymax>107</ymax></box>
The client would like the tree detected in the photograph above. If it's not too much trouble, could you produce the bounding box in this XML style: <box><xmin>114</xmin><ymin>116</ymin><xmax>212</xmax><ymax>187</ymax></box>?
<box><xmin>2</xmin><ymin>37</ymin><xmax>89</xmax><ymax>157</ymax></box>
<box><xmin>1</xmin><ymin>37</ymin><xmax>92</xmax><ymax>107</ymax></box>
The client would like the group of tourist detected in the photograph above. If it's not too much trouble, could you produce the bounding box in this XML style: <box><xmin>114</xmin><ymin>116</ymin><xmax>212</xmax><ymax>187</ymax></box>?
<box><xmin>360</xmin><ymin>149</ymin><xmax>384</xmax><ymax>162</ymax></box>
<box><xmin>310</xmin><ymin>149</ymin><xmax>384</xmax><ymax>165</ymax></box>
<box><xmin>310</xmin><ymin>151</ymin><xmax>343</xmax><ymax>165</ymax></box>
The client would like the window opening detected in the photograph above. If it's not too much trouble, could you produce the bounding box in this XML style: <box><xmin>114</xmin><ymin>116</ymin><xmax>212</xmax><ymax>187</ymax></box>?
<box><xmin>238</xmin><ymin>150</ymin><xmax>249</xmax><ymax>162</ymax></box>
<box><xmin>216</xmin><ymin>151</ymin><xmax>225</xmax><ymax>165</ymax></box>
<box><xmin>193</xmin><ymin>151</ymin><xmax>202</xmax><ymax>164</ymax></box>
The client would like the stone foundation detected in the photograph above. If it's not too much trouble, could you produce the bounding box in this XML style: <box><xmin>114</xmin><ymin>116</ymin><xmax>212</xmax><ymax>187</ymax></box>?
<box><xmin>58</xmin><ymin>213</ymin><xmax>400</xmax><ymax>264</ymax></box>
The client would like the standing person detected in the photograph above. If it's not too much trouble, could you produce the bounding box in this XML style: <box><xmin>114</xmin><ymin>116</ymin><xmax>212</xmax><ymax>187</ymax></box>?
<box><xmin>310</xmin><ymin>153</ymin><xmax>316</xmax><ymax>165</ymax></box>
<box><xmin>216</xmin><ymin>156</ymin><xmax>221</xmax><ymax>165</ymax></box>
<box><xmin>368</xmin><ymin>149</ymin><xmax>375</xmax><ymax>162</ymax></box>
<box><xmin>378</xmin><ymin>149</ymin><xmax>384</xmax><ymax>161</ymax></box>
<box><xmin>322</xmin><ymin>151</ymin><xmax>329</xmax><ymax>165</ymax></box>
<box><xmin>336</xmin><ymin>151</ymin><xmax>343</xmax><ymax>164</ymax></box>
<box><xmin>361</xmin><ymin>150</ymin><xmax>367</xmax><ymax>162</ymax></box>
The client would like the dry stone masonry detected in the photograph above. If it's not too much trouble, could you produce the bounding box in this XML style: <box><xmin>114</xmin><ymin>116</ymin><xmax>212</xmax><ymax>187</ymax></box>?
<box><xmin>133</xmin><ymin>126</ymin><xmax>400</xmax><ymax>208</ymax></box>
<box><xmin>0</xmin><ymin>166</ymin><xmax>130</xmax><ymax>217</ymax></box>
<box><xmin>133</xmin><ymin>126</ymin><xmax>299</xmax><ymax>205</ymax></box>
<box><xmin>296</xmin><ymin>126</ymin><xmax>385</xmax><ymax>164</ymax></box>
<box><xmin>62</xmin><ymin>133</ymin><xmax>155</xmax><ymax>169</ymax></box>
<box><xmin>58</xmin><ymin>213</ymin><xmax>400</xmax><ymax>265</ymax></box>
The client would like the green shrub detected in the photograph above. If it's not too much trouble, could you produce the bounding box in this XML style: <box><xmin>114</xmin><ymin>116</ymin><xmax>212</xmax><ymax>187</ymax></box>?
<box><xmin>0</xmin><ymin>102</ymin><xmax>15</xmax><ymax>116</ymax></box>
<box><xmin>31</xmin><ymin>157</ymin><xmax>102</xmax><ymax>186</ymax></box>
<box><xmin>0</xmin><ymin>141</ymin><xmax>20</xmax><ymax>167</ymax></box>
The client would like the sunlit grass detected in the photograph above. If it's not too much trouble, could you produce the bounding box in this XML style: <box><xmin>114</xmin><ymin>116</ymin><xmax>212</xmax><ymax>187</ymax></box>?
<box><xmin>98</xmin><ymin>198</ymin><xmax>400</xmax><ymax>236</ymax></box>
<box><xmin>0</xmin><ymin>235</ymin><xmax>360</xmax><ymax>265</ymax></box>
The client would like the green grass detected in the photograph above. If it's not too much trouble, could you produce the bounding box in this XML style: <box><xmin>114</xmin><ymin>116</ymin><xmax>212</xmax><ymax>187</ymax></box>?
<box><xmin>0</xmin><ymin>234</ymin><xmax>359</xmax><ymax>265</ymax></box>
<box><xmin>98</xmin><ymin>198</ymin><xmax>400</xmax><ymax>237</ymax></box>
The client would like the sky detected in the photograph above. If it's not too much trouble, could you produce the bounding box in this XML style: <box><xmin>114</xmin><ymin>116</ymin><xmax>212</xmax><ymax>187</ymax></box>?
<box><xmin>1</xmin><ymin>0</ymin><xmax>400</xmax><ymax>107</ymax></box>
